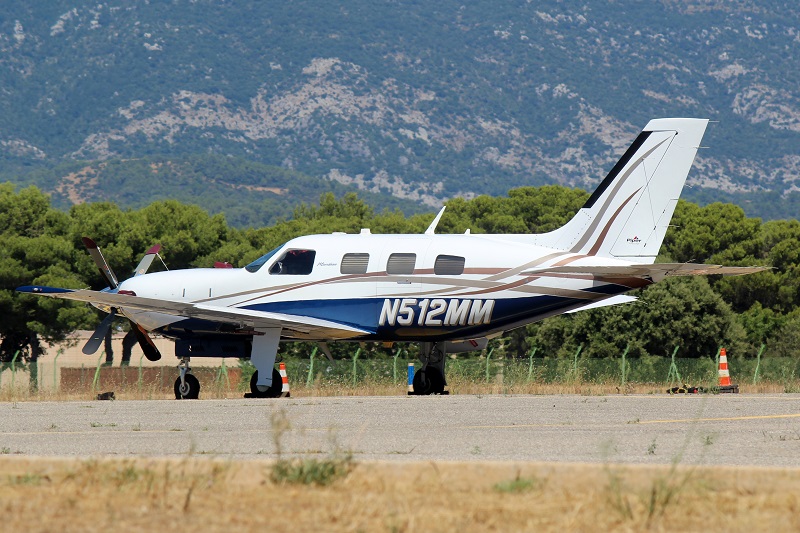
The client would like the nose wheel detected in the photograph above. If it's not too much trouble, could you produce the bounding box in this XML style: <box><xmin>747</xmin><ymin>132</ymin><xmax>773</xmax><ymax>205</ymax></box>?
<box><xmin>174</xmin><ymin>373</ymin><xmax>200</xmax><ymax>399</ymax></box>
<box><xmin>174</xmin><ymin>357</ymin><xmax>200</xmax><ymax>399</ymax></box>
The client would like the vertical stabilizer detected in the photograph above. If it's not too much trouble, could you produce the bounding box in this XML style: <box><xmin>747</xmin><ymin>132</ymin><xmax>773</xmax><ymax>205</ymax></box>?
<box><xmin>530</xmin><ymin>118</ymin><xmax>708</xmax><ymax>263</ymax></box>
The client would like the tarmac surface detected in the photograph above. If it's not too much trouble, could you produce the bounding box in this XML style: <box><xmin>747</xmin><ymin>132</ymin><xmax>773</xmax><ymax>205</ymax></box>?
<box><xmin>2</xmin><ymin>394</ymin><xmax>800</xmax><ymax>466</ymax></box>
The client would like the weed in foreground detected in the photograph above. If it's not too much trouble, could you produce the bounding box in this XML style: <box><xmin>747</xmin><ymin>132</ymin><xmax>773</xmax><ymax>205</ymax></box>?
<box><xmin>271</xmin><ymin>455</ymin><xmax>353</xmax><ymax>486</ymax></box>
<box><xmin>7</xmin><ymin>473</ymin><xmax>50</xmax><ymax>486</ymax></box>
<box><xmin>493</xmin><ymin>470</ymin><xmax>544</xmax><ymax>494</ymax></box>
<box><xmin>269</xmin><ymin>408</ymin><xmax>354</xmax><ymax>486</ymax></box>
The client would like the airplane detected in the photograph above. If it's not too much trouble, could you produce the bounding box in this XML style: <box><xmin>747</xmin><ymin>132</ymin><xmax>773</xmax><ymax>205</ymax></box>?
<box><xmin>17</xmin><ymin>118</ymin><xmax>767</xmax><ymax>398</ymax></box>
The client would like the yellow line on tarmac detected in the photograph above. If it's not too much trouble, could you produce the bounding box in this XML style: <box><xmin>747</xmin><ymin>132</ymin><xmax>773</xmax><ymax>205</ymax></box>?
<box><xmin>459</xmin><ymin>424</ymin><xmax>569</xmax><ymax>429</ymax></box>
<box><xmin>640</xmin><ymin>413</ymin><xmax>800</xmax><ymax>424</ymax></box>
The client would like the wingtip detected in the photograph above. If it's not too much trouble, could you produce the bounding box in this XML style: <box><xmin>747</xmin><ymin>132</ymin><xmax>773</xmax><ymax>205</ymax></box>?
<box><xmin>81</xmin><ymin>237</ymin><xmax>98</xmax><ymax>249</ymax></box>
<box><xmin>16</xmin><ymin>285</ymin><xmax>74</xmax><ymax>294</ymax></box>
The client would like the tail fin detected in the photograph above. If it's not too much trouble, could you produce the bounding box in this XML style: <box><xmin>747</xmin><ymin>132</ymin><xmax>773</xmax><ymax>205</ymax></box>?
<box><xmin>530</xmin><ymin>118</ymin><xmax>708</xmax><ymax>263</ymax></box>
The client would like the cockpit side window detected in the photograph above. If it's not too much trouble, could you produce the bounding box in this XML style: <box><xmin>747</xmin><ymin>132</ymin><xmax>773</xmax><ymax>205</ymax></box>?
<box><xmin>270</xmin><ymin>249</ymin><xmax>316</xmax><ymax>275</ymax></box>
<box><xmin>245</xmin><ymin>246</ymin><xmax>282</xmax><ymax>273</ymax></box>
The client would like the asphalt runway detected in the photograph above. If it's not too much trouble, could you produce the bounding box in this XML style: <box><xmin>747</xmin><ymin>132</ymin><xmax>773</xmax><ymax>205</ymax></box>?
<box><xmin>2</xmin><ymin>394</ymin><xmax>800</xmax><ymax>467</ymax></box>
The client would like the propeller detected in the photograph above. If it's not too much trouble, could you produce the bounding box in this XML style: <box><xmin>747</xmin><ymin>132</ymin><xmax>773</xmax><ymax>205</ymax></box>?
<box><xmin>81</xmin><ymin>238</ymin><xmax>163</xmax><ymax>361</ymax></box>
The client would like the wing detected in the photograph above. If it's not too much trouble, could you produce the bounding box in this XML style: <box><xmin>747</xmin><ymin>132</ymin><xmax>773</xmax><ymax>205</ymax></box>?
<box><xmin>17</xmin><ymin>286</ymin><xmax>372</xmax><ymax>340</ymax></box>
<box><xmin>524</xmin><ymin>263</ymin><xmax>770</xmax><ymax>280</ymax></box>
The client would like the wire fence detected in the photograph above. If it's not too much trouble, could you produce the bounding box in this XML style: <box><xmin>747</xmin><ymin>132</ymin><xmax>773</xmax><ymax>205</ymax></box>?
<box><xmin>278</xmin><ymin>353</ymin><xmax>800</xmax><ymax>390</ymax></box>
<box><xmin>2</xmin><ymin>353</ymin><xmax>799</xmax><ymax>394</ymax></box>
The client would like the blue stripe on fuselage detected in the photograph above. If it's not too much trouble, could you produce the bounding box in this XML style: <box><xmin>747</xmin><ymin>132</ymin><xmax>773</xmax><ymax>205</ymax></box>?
<box><xmin>153</xmin><ymin>293</ymin><xmax>620</xmax><ymax>342</ymax></box>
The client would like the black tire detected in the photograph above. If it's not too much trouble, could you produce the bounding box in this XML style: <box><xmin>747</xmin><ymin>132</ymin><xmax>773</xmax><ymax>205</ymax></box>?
<box><xmin>426</xmin><ymin>367</ymin><xmax>446</xmax><ymax>394</ymax></box>
<box><xmin>249</xmin><ymin>368</ymin><xmax>282</xmax><ymax>398</ymax></box>
<box><xmin>174</xmin><ymin>373</ymin><xmax>200</xmax><ymax>400</ymax></box>
<box><xmin>412</xmin><ymin>369</ymin><xmax>433</xmax><ymax>395</ymax></box>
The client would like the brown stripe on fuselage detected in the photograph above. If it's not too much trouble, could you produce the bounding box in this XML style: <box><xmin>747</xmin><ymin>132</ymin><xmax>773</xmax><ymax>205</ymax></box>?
<box><xmin>484</xmin><ymin>251</ymin><xmax>569</xmax><ymax>281</ymax></box>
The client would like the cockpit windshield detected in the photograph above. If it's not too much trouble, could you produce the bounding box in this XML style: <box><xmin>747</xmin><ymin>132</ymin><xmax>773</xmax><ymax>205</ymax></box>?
<box><xmin>245</xmin><ymin>245</ymin><xmax>283</xmax><ymax>273</ymax></box>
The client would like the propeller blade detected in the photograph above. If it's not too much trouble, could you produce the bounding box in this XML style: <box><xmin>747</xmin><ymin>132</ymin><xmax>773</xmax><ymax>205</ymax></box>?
<box><xmin>133</xmin><ymin>244</ymin><xmax>162</xmax><ymax>277</ymax></box>
<box><xmin>129</xmin><ymin>320</ymin><xmax>162</xmax><ymax>361</ymax></box>
<box><xmin>82</xmin><ymin>309</ymin><xmax>117</xmax><ymax>355</ymax></box>
<box><xmin>82</xmin><ymin>237</ymin><xmax>119</xmax><ymax>289</ymax></box>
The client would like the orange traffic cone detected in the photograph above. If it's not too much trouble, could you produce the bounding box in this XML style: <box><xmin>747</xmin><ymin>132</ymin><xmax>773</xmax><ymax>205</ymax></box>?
<box><xmin>279</xmin><ymin>362</ymin><xmax>291</xmax><ymax>398</ymax></box>
<box><xmin>717</xmin><ymin>348</ymin><xmax>739</xmax><ymax>393</ymax></box>
<box><xmin>718</xmin><ymin>348</ymin><xmax>731</xmax><ymax>386</ymax></box>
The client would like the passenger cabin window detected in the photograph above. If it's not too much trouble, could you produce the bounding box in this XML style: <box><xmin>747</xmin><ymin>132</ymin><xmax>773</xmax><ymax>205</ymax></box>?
<box><xmin>386</xmin><ymin>253</ymin><xmax>416</xmax><ymax>275</ymax></box>
<box><xmin>341</xmin><ymin>253</ymin><xmax>369</xmax><ymax>274</ymax></box>
<box><xmin>434</xmin><ymin>255</ymin><xmax>466</xmax><ymax>275</ymax></box>
<box><xmin>270</xmin><ymin>249</ymin><xmax>316</xmax><ymax>275</ymax></box>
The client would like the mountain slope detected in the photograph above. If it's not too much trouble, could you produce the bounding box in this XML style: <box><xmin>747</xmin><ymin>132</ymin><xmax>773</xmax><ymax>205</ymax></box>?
<box><xmin>1</xmin><ymin>1</ymin><xmax>799</xmax><ymax>219</ymax></box>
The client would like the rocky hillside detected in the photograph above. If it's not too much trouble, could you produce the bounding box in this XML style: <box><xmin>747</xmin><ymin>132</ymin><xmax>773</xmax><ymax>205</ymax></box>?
<box><xmin>1</xmin><ymin>1</ymin><xmax>799</xmax><ymax>220</ymax></box>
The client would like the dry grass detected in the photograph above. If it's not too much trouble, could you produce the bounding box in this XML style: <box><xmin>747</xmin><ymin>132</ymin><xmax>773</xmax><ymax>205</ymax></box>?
<box><xmin>0</xmin><ymin>456</ymin><xmax>798</xmax><ymax>532</ymax></box>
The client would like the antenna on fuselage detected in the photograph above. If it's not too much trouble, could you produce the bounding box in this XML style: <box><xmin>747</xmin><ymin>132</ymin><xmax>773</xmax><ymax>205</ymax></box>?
<box><xmin>424</xmin><ymin>206</ymin><xmax>446</xmax><ymax>235</ymax></box>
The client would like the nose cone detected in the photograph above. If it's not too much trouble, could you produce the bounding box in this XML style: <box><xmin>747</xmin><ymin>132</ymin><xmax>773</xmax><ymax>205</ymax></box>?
<box><xmin>117</xmin><ymin>268</ymin><xmax>242</xmax><ymax>301</ymax></box>
<box><xmin>117</xmin><ymin>270</ymin><xmax>187</xmax><ymax>299</ymax></box>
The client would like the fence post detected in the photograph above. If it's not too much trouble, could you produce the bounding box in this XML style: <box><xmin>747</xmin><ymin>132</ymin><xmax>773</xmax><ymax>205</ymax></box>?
<box><xmin>485</xmin><ymin>348</ymin><xmax>494</xmax><ymax>383</ymax></box>
<box><xmin>216</xmin><ymin>358</ymin><xmax>230</xmax><ymax>390</ymax></box>
<box><xmin>138</xmin><ymin>355</ymin><xmax>144</xmax><ymax>392</ymax></box>
<box><xmin>527</xmin><ymin>347</ymin><xmax>537</xmax><ymax>382</ymax></box>
<box><xmin>572</xmin><ymin>344</ymin><xmax>584</xmax><ymax>380</ymax></box>
<box><xmin>620</xmin><ymin>343</ymin><xmax>630</xmax><ymax>388</ymax></box>
<box><xmin>92</xmin><ymin>353</ymin><xmax>103</xmax><ymax>392</ymax></box>
<box><xmin>306</xmin><ymin>346</ymin><xmax>318</xmax><ymax>387</ymax></box>
<box><xmin>393</xmin><ymin>347</ymin><xmax>403</xmax><ymax>385</ymax></box>
<box><xmin>352</xmin><ymin>347</ymin><xmax>361</xmax><ymax>387</ymax></box>
<box><xmin>10</xmin><ymin>350</ymin><xmax>19</xmax><ymax>390</ymax></box>
<box><xmin>753</xmin><ymin>343</ymin><xmax>765</xmax><ymax>385</ymax></box>
<box><xmin>53</xmin><ymin>349</ymin><xmax>63</xmax><ymax>392</ymax></box>
<box><xmin>666</xmin><ymin>346</ymin><xmax>681</xmax><ymax>387</ymax></box>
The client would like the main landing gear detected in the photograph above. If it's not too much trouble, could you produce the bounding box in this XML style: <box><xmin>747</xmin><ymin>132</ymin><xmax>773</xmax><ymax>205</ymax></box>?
<box><xmin>411</xmin><ymin>342</ymin><xmax>449</xmax><ymax>395</ymax></box>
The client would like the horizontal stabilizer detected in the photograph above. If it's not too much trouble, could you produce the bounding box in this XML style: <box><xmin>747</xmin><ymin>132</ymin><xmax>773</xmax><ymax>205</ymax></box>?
<box><xmin>524</xmin><ymin>263</ymin><xmax>769</xmax><ymax>280</ymax></box>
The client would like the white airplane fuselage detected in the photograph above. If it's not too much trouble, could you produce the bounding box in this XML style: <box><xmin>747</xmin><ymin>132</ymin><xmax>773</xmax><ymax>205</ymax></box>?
<box><xmin>119</xmin><ymin>232</ymin><xmax>648</xmax><ymax>347</ymax></box>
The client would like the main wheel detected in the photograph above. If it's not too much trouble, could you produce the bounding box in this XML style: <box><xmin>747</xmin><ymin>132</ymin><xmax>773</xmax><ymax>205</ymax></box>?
<box><xmin>426</xmin><ymin>367</ymin><xmax>446</xmax><ymax>394</ymax></box>
<box><xmin>174</xmin><ymin>373</ymin><xmax>200</xmax><ymax>399</ymax></box>
<box><xmin>413</xmin><ymin>367</ymin><xmax>445</xmax><ymax>395</ymax></box>
<box><xmin>249</xmin><ymin>368</ymin><xmax>283</xmax><ymax>398</ymax></box>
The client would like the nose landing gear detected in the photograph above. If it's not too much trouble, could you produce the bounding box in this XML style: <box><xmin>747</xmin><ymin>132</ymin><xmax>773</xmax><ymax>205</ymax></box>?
<box><xmin>174</xmin><ymin>357</ymin><xmax>200</xmax><ymax>399</ymax></box>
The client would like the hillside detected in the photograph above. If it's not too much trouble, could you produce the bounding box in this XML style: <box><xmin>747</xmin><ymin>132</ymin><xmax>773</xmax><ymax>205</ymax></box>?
<box><xmin>1</xmin><ymin>1</ymin><xmax>799</xmax><ymax>219</ymax></box>
<box><xmin>11</xmin><ymin>155</ymin><xmax>428</xmax><ymax>227</ymax></box>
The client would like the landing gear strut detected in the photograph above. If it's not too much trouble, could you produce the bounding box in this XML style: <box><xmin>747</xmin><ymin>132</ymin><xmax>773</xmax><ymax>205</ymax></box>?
<box><xmin>411</xmin><ymin>342</ymin><xmax>448</xmax><ymax>395</ymax></box>
<box><xmin>174</xmin><ymin>357</ymin><xmax>200</xmax><ymax>399</ymax></box>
